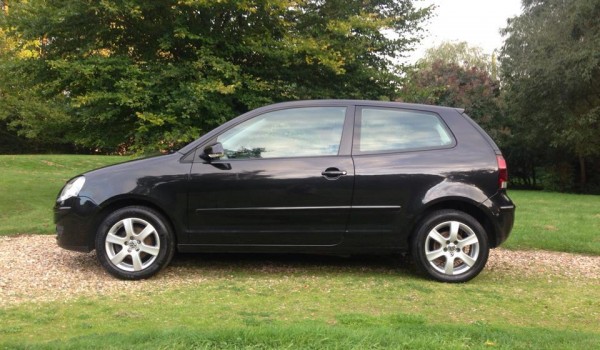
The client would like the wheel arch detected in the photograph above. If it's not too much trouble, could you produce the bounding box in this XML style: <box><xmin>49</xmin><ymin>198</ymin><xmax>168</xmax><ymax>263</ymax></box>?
<box><xmin>408</xmin><ymin>198</ymin><xmax>499</xmax><ymax>248</ymax></box>
<box><xmin>94</xmin><ymin>196</ymin><xmax>180</xmax><ymax>248</ymax></box>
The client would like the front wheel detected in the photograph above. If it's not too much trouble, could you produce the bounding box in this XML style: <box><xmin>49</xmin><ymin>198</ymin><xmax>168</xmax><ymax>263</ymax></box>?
<box><xmin>95</xmin><ymin>206</ymin><xmax>175</xmax><ymax>280</ymax></box>
<box><xmin>411</xmin><ymin>210</ymin><xmax>489</xmax><ymax>283</ymax></box>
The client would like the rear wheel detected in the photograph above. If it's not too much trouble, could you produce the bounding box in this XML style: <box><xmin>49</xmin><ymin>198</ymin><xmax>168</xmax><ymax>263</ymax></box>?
<box><xmin>411</xmin><ymin>210</ymin><xmax>489</xmax><ymax>283</ymax></box>
<box><xmin>95</xmin><ymin>206</ymin><xmax>175</xmax><ymax>280</ymax></box>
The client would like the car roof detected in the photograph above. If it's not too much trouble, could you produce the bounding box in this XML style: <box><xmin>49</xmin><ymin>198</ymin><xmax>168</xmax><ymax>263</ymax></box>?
<box><xmin>253</xmin><ymin>99</ymin><xmax>464</xmax><ymax>114</ymax></box>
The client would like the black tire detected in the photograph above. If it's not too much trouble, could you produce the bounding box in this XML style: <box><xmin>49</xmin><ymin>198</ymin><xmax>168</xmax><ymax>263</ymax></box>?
<box><xmin>95</xmin><ymin>206</ymin><xmax>175</xmax><ymax>280</ymax></box>
<box><xmin>411</xmin><ymin>210</ymin><xmax>489</xmax><ymax>283</ymax></box>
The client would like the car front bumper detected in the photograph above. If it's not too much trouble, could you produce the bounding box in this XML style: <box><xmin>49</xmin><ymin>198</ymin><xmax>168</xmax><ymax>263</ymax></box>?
<box><xmin>54</xmin><ymin>196</ymin><xmax>100</xmax><ymax>253</ymax></box>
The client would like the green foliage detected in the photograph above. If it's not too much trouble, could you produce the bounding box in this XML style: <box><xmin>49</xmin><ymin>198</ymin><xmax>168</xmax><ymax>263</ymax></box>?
<box><xmin>419</xmin><ymin>41</ymin><xmax>495</xmax><ymax>74</ymax></box>
<box><xmin>500</xmin><ymin>0</ymin><xmax>600</xmax><ymax>189</ymax></box>
<box><xmin>0</xmin><ymin>0</ymin><xmax>431</xmax><ymax>153</ymax></box>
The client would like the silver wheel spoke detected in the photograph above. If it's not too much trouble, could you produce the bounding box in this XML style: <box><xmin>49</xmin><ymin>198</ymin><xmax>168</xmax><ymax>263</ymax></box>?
<box><xmin>131</xmin><ymin>252</ymin><xmax>143</xmax><ymax>271</ymax></box>
<box><xmin>137</xmin><ymin>225</ymin><xmax>155</xmax><ymax>241</ymax></box>
<box><xmin>444</xmin><ymin>256</ymin><xmax>455</xmax><ymax>275</ymax></box>
<box><xmin>459</xmin><ymin>252</ymin><xmax>476</xmax><ymax>266</ymax></box>
<box><xmin>426</xmin><ymin>248</ymin><xmax>446</xmax><ymax>262</ymax></box>
<box><xmin>106</xmin><ymin>233</ymin><xmax>126</xmax><ymax>245</ymax></box>
<box><xmin>458</xmin><ymin>234</ymin><xmax>478</xmax><ymax>248</ymax></box>
<box><xmin>140</xmin><ymin>244</ymin><xmax>159</xmax><ymax>256</ymax></box>
<box><xmin>123</xmin><ymin>218</ymin><xmax>135</xmax><ymax>237</ymax></box>
<box><xmin>110</xmin><ymin>249</ymin><xmax>129</xmax><ymax>265</ymax></box>
<box><xmin>448</xmin><ymin>221</ymin><xmax>460</xmax><ymax>242</ymax></box>
<box><xmin>428</xmin><ymin>229</ymin><xmax>446</xmax><ymax>244</ymax></box>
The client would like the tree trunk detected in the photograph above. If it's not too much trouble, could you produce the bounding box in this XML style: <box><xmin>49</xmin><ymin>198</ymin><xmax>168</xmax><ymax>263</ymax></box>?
<box><xmin>532</xmin><ymin>163</ymin><xmax>537</xmax><ymax>188</ymax></box>
<box><xmin>579</xmin><ymin>155</ymin><xmax>586</xmax><ymax>189</ymax></box>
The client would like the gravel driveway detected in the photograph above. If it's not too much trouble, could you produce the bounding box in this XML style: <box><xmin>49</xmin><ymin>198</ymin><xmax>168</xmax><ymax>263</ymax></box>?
<box><xmin>1</xmin><ymin>234</ymin><xmax>598</xmax><ymax>307</ymax></box>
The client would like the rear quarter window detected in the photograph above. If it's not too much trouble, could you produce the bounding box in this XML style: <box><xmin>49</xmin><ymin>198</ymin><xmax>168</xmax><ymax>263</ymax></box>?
<box><xmin>354</xmin><ymin>107</ymin><xmax>455</xmax><ymax>154</ymax></box>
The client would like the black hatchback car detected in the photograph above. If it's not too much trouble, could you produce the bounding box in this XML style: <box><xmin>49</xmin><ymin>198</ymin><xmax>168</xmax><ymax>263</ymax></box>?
<box><xmin>55</xmin><ymin>100</ymin><xmax>515</xmax><ymax>282</ymax></box>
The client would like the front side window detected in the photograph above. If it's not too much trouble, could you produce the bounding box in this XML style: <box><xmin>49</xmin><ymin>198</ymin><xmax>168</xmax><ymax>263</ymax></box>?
<box><xmin>217</xmin><ymin>107</ymin><xmax>346</xmax><ymax>159</ymax></box>
<box><xmin>356</xmin><ymin>108</ymin><xmax>454</xmax><ymax>154</ymax></box>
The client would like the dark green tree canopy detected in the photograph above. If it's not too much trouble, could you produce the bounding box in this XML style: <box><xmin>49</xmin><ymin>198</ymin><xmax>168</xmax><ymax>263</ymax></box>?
<box><xmin>0</xmin><ymin>0</ymin><xmax>431</xmax><ymax>153</ymax></box>
<box><xmin>500</xmin><ymin>0</ymin><xmax>600</xmax><ymax>187</ymax></box>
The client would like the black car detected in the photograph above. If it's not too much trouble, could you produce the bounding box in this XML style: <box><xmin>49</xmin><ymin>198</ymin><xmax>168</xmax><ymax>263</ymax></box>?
<box><xmin>55</xmin><ymin>100</ymin><xmax>515</xmax><ymax>282</ymax></box>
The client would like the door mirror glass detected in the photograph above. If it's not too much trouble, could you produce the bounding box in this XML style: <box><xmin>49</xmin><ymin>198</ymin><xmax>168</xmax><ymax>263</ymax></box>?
<box><xmin>203</xmin><ymin>142</ymin><xmax>225</xmax><ymax>160</ymax></box>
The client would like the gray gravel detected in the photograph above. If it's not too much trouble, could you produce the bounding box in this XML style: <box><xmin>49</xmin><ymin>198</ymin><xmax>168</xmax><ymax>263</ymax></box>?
<box><xmin>1</xmin><ymin>234</ymin><xmax>598</xmax><ymax>307</ymax></box>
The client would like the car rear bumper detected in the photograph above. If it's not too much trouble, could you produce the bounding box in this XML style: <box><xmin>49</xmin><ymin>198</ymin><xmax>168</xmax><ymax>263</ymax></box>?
<box><xmin>482</xmin><ymin>191</ymin><xmax>515</xmax><ymax>247</ymax></box>
<box><xmin>54</xmin><ymin>196</ymin><xmax>100</xmax><ymax>253</ymax></box>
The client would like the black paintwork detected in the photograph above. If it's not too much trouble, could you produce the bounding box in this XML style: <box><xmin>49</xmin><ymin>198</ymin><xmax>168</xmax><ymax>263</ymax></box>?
<box><xmin>55</xmin><ymin>100</ymin><xmax>515</xmax><ymax>254</ymax></box>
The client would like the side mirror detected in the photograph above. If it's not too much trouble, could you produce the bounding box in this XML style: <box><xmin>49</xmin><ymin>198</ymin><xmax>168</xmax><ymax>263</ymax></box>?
<box><xmin>203</xmin><ymin>142</ymin><xmax>225</xmax><ymax>160</ymax></box>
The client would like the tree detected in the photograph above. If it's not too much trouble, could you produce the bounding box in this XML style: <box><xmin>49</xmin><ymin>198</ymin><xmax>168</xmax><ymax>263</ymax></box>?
<box><xmin>500</xmin><ymin>0</ymin><xmax>600</xmax><ymax>189</ymax></box>
<box><xmin>400</xmin><ymin>42</ymin><xmax>505</xmax><ymax>142</ymax></box>
<box><xmin>419</xmin><ymin>41</ymin><xmax>497</xmax><ymax>76</ymax></box>
<box><xmin>0</xmin><ymin>0</ymin><xmax>61</xmax><ymax>153</ymax></box>
<box><xmin>0</xmin><ymin>0</ymin><xmax>431</xmax><ymax>153</ymax></box>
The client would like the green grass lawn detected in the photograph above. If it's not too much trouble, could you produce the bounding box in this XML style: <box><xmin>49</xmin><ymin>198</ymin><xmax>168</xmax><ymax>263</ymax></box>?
<box><xmin>0</xmin><ymin>155</ymin><xmax>599</xmax><ymax>349</ymax></box>
<box><xmin>505</xmin><ymin>190</ymin><xmax>600</xmax><ymax>255</ymax></box>
<box><xmin>0</xmin><ymin>154</ymin><xmax>127</xmax><ymax>235</ymax></box>
<box><xmin>1</xmin><ymin>259</ymin><xmax>598</xmax><ymax>349</ymax></box>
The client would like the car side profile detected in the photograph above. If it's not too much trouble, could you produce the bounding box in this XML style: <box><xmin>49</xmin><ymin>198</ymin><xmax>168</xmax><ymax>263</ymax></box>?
<box><xmin>55</xmin><ymin>100</ymin><xmax>515</xmax><ymax>282</ymax></box>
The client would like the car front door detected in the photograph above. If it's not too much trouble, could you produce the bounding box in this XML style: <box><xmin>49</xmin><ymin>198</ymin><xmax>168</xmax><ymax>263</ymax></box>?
<box><xmin>186</xmin><ymin>105</ymin><xmax>355</xmax><ymax>246</ymax></box>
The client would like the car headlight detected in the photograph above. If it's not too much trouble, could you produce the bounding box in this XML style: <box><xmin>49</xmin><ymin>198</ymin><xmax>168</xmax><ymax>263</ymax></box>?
<box><xmin>58</xmin><ymin>176</ymin><xmax>86</xmax><ymax>202</ymax></box>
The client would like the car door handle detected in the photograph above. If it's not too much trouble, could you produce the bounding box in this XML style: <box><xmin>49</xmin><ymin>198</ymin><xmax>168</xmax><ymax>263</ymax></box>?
<box><xmin>321</xmin><ymin>168</ymin><xmax>347</xmax><ymax>178</ymax></box>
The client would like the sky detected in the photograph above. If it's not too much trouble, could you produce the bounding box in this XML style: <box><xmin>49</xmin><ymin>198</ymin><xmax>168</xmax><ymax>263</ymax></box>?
<box><xmin>407</xmin><ymin>0</ymin><xmax>524</xmax><ymax>63</ymax></box>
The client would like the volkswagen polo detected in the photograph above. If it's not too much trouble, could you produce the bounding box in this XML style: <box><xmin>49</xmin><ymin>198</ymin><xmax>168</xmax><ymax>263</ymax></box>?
<box><xmin>55</xmin><ymin>100</ymin><xmax>515</xmax><ymax>282</ymax></box>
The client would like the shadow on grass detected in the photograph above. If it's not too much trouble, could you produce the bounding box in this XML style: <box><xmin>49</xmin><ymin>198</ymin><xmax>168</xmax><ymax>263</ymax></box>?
<box><xmin>60</xmin><ymin>249</ymin><xmax>418</xmax><ymax>279</ymax></box>
<box><xmin>169</xmin><ymin>251</ymin><xmax>417</xmax><ymax>277</ymax></box>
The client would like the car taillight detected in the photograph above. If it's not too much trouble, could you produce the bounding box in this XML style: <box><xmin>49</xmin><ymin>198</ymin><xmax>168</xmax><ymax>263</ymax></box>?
<box><xmin>497</xmin><ymin>155</ymin><xmax>508</xmax><ymax>189</ymax></box>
